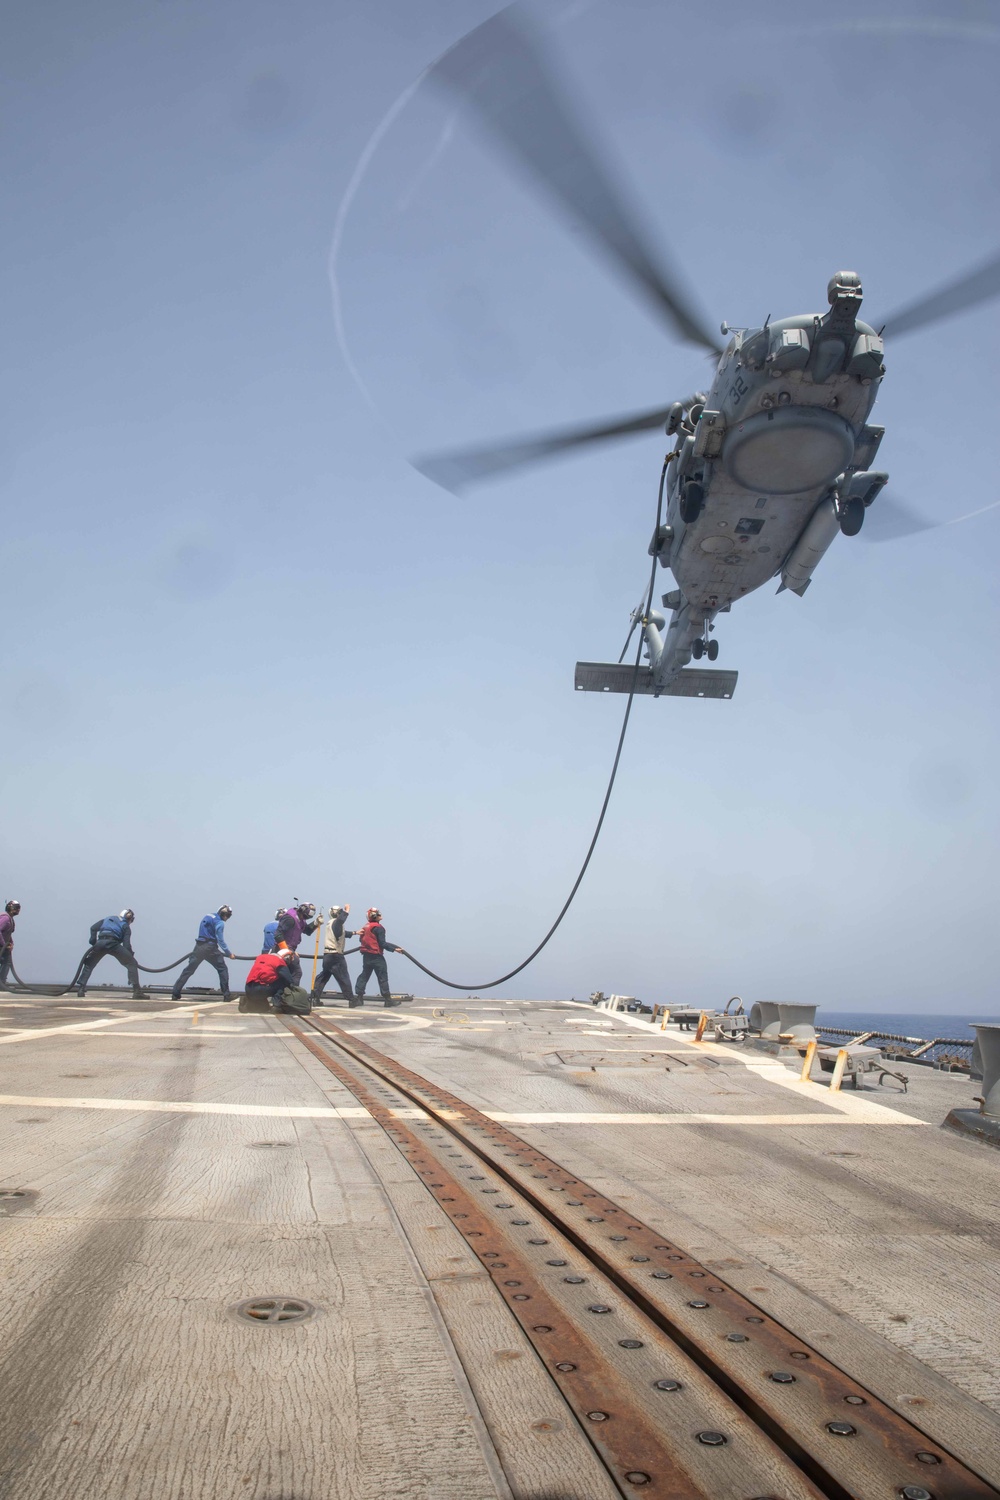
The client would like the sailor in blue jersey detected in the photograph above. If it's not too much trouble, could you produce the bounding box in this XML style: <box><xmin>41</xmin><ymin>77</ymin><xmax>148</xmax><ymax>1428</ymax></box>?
<box><xmin>76</xmin><ymin>910</ymin><xmax>146</xmax><ymax>998</ymax></box>
<box><xmin>261</xmin><ymin>910</ymin><xmax>284</xmax><ymax>953</ymax></box>
<box><xmin>171</xmin><ymin>905</ymin><xmax>236</xmax><ymax>1002</ymax></box>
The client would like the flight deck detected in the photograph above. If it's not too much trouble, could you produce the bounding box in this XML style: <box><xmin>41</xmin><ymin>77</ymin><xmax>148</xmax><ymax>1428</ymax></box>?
<box><xmin>0</xmin><ymin>991</ymin><xmax>998</xmax><ymax>1499</ymax></box>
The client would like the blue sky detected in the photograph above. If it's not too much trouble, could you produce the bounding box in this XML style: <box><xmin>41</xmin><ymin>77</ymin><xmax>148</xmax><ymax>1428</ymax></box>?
<box><xmin>4</xmin><ymin>0</ymin><xmax>999</xmax><ymax>1018</ymax></box>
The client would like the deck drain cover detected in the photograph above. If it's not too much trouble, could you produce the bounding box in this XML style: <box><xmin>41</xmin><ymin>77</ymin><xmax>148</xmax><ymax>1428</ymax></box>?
<box><xmin>0</xmin><ymin>1189</ymin><xmax>37</xmax><ymax>1215</ymax></box>
<box><xmin>248</xmin><ymin>1141</ymin><xmax>292</xmax><ymax>1149</ymax></box>
<box><xmin>232</xmin><ymin>1297</ymin><xmax>316</xmax><ymax>1325</ymax></box>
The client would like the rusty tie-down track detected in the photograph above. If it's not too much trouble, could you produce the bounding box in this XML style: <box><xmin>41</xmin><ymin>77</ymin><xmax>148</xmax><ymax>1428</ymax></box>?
<box><xmin>287</xmin><ymin>1015</ymin><xmax>997</xmax><ymax>1500</ymax></box>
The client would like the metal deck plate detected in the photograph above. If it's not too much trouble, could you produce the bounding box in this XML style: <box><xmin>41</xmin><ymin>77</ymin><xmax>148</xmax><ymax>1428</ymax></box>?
<box><xmin>551</xmin><ymin>1050</ymin><xmax>720</xmax><ymax>1070</ymax></box>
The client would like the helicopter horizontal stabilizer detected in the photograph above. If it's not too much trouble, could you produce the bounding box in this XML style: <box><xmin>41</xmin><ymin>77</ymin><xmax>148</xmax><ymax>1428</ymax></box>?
<box><xmin>574</xmin><ymin>663</ymin><xmax>738</xmax><ymax>700</ymax></box>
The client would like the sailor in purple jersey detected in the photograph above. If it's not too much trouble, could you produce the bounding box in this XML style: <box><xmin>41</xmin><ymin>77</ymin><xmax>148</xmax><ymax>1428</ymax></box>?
<box><xmin>0</xmin><ymin>899</ymin><xmax>20</xmax><ymax>990</ymax></box>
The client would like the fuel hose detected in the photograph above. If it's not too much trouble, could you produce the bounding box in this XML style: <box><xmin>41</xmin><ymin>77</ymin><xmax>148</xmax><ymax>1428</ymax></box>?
<box><xmin>4</xmin><ymin>457</ymin><xmax>668</xmax><ymax>1000</ymax></box>
<box><xmin>6</xmin><ymin>949</ymin><xmax>198</xmax><ymax>996</ymax></box>
<box><xmin>388</xmin><ymin>455</ymin><xmax>669</xmax><ymax>992</ymax></box>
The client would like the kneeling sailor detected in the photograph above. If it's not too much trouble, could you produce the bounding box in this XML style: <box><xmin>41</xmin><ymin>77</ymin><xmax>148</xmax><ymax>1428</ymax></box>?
<box><xmin>244</xmin><ymin>949</ymin><xmax>297</xmax><ymax>1014</ymax></box>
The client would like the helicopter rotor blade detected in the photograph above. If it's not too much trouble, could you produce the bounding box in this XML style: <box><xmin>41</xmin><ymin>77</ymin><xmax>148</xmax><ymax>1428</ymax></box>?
<box><xmin>617</xmin><ymin>617</ymin><xmax>639</xmax><ymax>664</ymax></box>
<box><xmin>878</xmin><ymin>248</ymin><xmax>1000</xmax><ymax>340</ymax></box>
<box><xmin>617</xmin><ymin>585</ymin><xmax>650</xmax><ymax>663</ymax></box>
<box><xmin>431</xmin><ymin>6</ymin><xmax>722</xmax><ymax>355</ymax></box>
<box><xmin>863</xmin><ymin>491</ymin><xmax>1000</xmax><ymax>542</ymax></box>
<box><xmin>862</xmin><ymin>493</ymin><xmax>938</xmax><ymax>542</ymax></box>
<box><xmin>413</xmin><ymin>401</ymin><xmax>679</xmax><ymax>492</ymax></box>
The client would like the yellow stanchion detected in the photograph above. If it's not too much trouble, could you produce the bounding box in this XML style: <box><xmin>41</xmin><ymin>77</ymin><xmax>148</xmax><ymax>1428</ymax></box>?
<box><xmin>660</xmin><ymin>1007</ymin><xmax>670</xmax><ymax>1031</ymax></box>
<box><xmin>829</xmin><ymin>1048</ymin><xmax>849</xmax><ymax>1092</ymax></box>
<box><xmin>694</xmin><ymin>1011</ymin><xmax>708</xmax><ymax>1043</ymax></box>
<box><xmin>799</xmin><ymin>1038</ymin><xmax>817</xmax><ymax>1082</ymax></box>
<box><xmin>192</xmin><ymin>1011</ymin><xmax>199</xmax><ymax>1026</ymax></box>
<box><xmin>309</xmin><ymin>909</ymin><xmax>324</xmax><ymax>994</ymax></box>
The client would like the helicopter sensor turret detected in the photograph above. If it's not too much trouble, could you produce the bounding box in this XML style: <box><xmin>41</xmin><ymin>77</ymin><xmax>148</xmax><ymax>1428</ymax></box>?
<box><xmin>827</xmin><ymin>270</ymin><xmax>863</xmax><ymax>307</ymax></box>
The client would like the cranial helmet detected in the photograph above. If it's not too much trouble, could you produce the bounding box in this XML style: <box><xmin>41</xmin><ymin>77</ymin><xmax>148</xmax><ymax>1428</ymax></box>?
<box><xmin>296</xmin><ymin>902</ymin><xmax>315</xmax><ymax>918</ymax></box>
<box><xmin>4</xmin><ymin>899</ymin><xmax>20</xmax><ymax>916</ymax></box>
<box><xmin>120</xmin><ymin>909</ymin><xmax>135</xmax><ymax>923</ymax></box>
<box><xmin>218</xmin><ymin>905</ymin><xmax>233</xmax><ymax>920</ymax></box>
<box><xmin>274</xmin><ymin>907</ymin><xmax>285</xmax><ymax>920</ymax></box>
<box><xmin>367</xmin><ymin>907</ymin><xmax>381</xmax><ymax>922</ymax></box>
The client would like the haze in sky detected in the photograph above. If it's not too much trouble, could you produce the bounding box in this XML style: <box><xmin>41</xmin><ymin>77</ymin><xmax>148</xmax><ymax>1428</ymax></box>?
<box><xmin>4</xmin><ymin>0</ymin><xmax>999</xmax><ymax>1018</ymax></box>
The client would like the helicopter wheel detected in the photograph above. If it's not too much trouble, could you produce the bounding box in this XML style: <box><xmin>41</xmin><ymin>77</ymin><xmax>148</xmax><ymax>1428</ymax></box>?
<box><xmin>839</xmin><ymin>497</ymin><xmax>865</xmax><ymax>537</ymax></box>
<box><xmin>691</xmin><ymin>639</ymin><xmax>705</xmax><ymax>661</ymax></box>
<box><xmin>706</xmin><ymin>639</ymin><xmax>719</xmax><ymax>661</ymax></box>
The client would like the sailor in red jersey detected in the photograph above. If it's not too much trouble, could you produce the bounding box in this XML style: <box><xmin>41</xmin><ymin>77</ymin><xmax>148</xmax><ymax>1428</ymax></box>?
<box><xmin>355</xmin><ymin>908</ymin><xmax>403</xmax><ymax>1007</ymax></box>
<box><xmin>245</xmin><ymin>949</ymin><xmax>297</xmax><ymax>1013</ymax></box>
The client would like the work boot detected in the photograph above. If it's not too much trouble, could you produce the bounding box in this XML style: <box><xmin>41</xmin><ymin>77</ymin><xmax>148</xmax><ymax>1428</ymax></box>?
<box><xmin>349</xmin><ymin>998</ymin><xmax>363</xmax><ymax>1008</ymax></box>
<box><xmin>383</xmin><ymin>997</ymin><xmax>401</xmax><ymax>1007</ymax></box>
<box><xmin>311</xmin><ymin>995</ymin><xmax>324</xmax><ymax>1007</ymax></box>
<box><xmin>132</xmin><ymin>989</ymin><xmax>150</xmax><ymax>1000</ymax></box>
<box><xmin>170</xmin><ymin>992</ymin><xmax>182</xmax><ymax>1002</ymax></box>
<box><xmin>222</xmin><ymin>994</ymin><xmax>234</xmax><ymax>1003</ymax></box>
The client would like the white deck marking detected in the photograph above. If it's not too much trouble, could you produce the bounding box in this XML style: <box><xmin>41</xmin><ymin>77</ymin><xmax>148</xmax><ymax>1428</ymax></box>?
<box><xmin>480</xmin><ymin>1110</ymin><xmax>924</xmax><ymax>1126</ymax></box>
<box><xmin>66</xmin><ymin>1026</ymin><xmax>269</xmax><ymax>1038</ymax></box>
<box><xmin>58</xmin><ymin>1029</ymin><xmax>280</xmax><ymax>1038</ymax></box>
<box><xmin>560</xmin><ymin>1003</ymin><xmax>923</xmax><ymax>1125</ymax></box>
<box><xmin>0</xmin><ymin>1093</ymin><xmax>431</xmax><ymax>1120</ymax></box>
<box><xmin>727</xmin><ymin>1052</ymin><xmax>922</xmax><ymax>1124</ymax></box>
<box><xmin>0</xmin><ymin>1000</ymin><xmax>228</xmax><ymax>1046</ymax></box>
<box><xmin>0</xmin><ymin>1094</ymin><xmax>921</xmax><ymax>1126</ymax></box>
<box><xmin>337</xmin><ymin>1013</ymin><xmax>433</xmax><ymax>1034</ymax></box>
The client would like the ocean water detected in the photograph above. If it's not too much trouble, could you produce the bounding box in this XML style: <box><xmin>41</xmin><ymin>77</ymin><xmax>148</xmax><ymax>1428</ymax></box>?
<box><xmin>820</xmin><ymin>1011</ymin><xmax>998</xmax><ymax>1041</ymax></box>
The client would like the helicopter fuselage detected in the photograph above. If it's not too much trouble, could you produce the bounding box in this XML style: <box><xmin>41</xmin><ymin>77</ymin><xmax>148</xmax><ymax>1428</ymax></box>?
<box><xmin>644</xmin><ymin>283</ymin><xmax>888</xmax><ymax>690</ymax></box>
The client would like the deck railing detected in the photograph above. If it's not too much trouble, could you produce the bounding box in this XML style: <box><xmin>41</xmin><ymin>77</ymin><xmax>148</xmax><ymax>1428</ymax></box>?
<box><xmin>815</xmin><ymin>1025</ymin><xmax>975</xmax><ymax>1072</ymax></box>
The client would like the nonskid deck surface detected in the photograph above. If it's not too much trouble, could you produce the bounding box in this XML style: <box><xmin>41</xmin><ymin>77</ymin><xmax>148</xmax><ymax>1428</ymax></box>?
<box><xmin>0</xmin><ymin>992</ymin><xmax>997</xmax><ymax>1499</ymax></box>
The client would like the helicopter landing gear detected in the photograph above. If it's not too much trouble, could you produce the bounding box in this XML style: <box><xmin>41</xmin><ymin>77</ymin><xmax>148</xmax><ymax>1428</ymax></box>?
<box><xmin>838</xmin><ymin>496</ymin><xmax>865</xmax><ymax>536</ymax></box>
<box><xmin>692</xmin><ymin>638</ymin><xmax>704</xmax><ymax>660</ymax></box>
<box><xmin>706</xmin><ymin>638</ymin><xmax>719</xmax><ymax>661</ymax></box>
<box><xmin>679</xmin><ymin>480</ymin><xmax>704</xmax><ymax>525</ymax></box>
<box><xmin>691</xmin><ymin>637</ymin><xmax>719</xmax><ymax>662</ymax></box>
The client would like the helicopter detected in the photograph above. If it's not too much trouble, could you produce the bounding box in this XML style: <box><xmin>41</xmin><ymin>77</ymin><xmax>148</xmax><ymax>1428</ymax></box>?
<box><xmin>409</xmin><ymin>6</ymin><xmax>1000</xmax><ymax>701</ymax></box>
